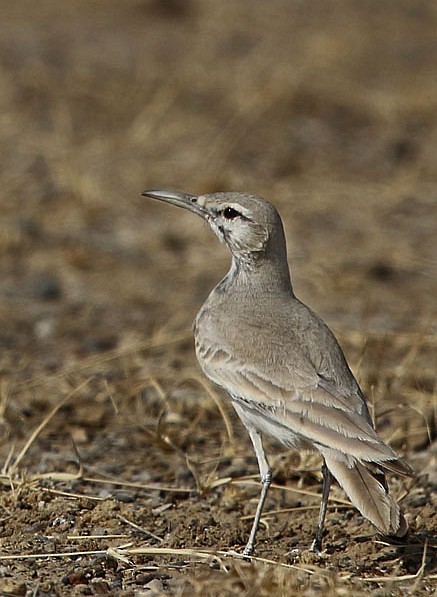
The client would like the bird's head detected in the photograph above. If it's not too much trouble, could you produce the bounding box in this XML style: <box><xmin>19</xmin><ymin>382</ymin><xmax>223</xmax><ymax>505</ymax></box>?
<box><xmin>141</xmin><ymin>189</ymin><xmax>286</xmax><ymax>266</ymax></box>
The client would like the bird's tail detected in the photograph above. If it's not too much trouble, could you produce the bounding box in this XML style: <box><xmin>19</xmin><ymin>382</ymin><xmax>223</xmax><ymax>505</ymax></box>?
<box><xmin>322</xmin><ymin>453</ymin><xmax>408</xmax><ymax>537</ymax></box>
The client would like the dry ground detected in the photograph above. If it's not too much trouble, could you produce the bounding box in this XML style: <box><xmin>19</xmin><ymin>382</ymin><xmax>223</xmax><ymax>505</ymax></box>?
<box><xmin>0</xmin><ymin>1</ymin><xmax>436</xmax><ymax>595</ymax></box>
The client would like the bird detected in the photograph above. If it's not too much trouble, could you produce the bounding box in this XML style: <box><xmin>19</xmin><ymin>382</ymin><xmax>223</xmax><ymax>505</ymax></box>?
<box><xmin>141</xmin><ymin>189</ymin><xmax>413</xmax><ymax>556</ymax></box>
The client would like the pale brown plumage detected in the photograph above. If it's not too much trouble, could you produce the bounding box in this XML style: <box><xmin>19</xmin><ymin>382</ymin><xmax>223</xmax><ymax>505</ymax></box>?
<box><xmin>142</xmin><ymin>189</ymin><xmax>413</xmax><ymax>554</ymax></box>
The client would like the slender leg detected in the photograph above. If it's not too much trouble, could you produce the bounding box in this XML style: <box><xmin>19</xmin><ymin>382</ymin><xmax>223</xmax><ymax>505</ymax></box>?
<box><xmin>243</xmin><ymin>427</ymin><xmax>272</xmax><ymax>556</ymax></box>
<box><xmin>310</xmin><ymin>460</ymin><xmax>333</xmax><ymax>553</ymax></box>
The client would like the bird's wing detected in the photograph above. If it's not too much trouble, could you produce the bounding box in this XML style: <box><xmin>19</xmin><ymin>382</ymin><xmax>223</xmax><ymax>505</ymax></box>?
<box><xmin>198</xmin><ymin>343</ymin><xmax>411</xmax><ymax>473</ymax></box>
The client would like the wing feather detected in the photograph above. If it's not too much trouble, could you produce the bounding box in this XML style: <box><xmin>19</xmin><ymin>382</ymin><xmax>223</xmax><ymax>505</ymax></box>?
<box><xmin>198</xmin><ymin>345</ymin><xmax>410</xmax><ymax>467</ymax></box>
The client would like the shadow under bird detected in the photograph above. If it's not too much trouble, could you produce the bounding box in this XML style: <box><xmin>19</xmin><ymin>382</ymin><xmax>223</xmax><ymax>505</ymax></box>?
<box><xmin>142</xmin><ymin>189</ymin><xmax>413</xmax><ymax>556</ymax></box>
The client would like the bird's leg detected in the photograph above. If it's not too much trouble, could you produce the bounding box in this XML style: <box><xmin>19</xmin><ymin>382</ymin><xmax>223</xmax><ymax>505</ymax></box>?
<box><xmin>311</xmin><ymin>460</ymin><xmax>333</xmax><ymax>553</ymax></box>
<box><xmin>243</xmin><ymin>428</ymin><xmax>271</xmax><ymax>557</ymax></box>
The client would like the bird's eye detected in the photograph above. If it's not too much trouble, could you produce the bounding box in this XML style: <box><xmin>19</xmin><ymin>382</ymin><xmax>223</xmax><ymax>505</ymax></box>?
<box><xmin>223</xmin><ymin>207</ymin><xmax>240</xmax><ymax>220</ymax></box>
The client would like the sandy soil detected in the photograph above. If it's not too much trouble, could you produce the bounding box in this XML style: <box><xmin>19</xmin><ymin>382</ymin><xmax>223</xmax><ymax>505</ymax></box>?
<box><xmin>0</xmin><ymin>1</ymin><xmax>435</xmax><ymax>595</ymax></box>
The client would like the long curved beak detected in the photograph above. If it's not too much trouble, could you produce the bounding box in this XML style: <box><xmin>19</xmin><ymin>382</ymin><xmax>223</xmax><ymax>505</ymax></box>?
<box><xmin>141</xmin><ymin>189</ymin><xmax>206</xmax><ymax>217</ymax></box>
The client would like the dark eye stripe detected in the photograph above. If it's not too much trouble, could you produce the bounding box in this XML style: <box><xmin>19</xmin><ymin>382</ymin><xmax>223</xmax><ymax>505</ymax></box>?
<box><xmin>223</xmin><ymin>207</ymin><xmax>240</xmax><ymax>219</ymax></box>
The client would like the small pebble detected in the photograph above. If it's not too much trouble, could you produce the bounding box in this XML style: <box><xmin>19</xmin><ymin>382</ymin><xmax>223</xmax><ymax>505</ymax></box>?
<box><xmin>33</xmin><ymin>274</ymin><xmax>61</xmax><ymax>300</ymax></box>
<box><xmin>114</xmin><ymin>491</ymin><xmax>136</xmax><ymax>503</ymax></box>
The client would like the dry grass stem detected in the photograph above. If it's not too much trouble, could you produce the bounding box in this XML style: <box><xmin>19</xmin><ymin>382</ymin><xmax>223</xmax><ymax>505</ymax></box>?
<box><xmin>7</xmin><ymin>379</ymin><xmax>91</xmax><ymax>475</ymax></box>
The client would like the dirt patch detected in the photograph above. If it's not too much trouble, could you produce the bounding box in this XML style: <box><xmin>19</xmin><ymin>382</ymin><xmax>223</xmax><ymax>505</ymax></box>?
<box><xmin>0</xmin><ymin>0</ymin><xmax>436</xmax><ymax>595</ymax></box>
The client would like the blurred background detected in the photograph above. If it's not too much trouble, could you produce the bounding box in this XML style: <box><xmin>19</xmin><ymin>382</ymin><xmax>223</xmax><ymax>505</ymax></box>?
<box><xmin>1</xmin><ymin>0</ymin><xmax>436</xmax><ymax>378</ymax></box>
<box><xmin>0</xmin><ymin>2</ymin><xmax>436</xmax><ymax>592</ymax></box>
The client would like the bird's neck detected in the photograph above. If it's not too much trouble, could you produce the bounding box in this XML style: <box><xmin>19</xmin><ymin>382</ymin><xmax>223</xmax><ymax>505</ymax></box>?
<box><xmin>218</xmin><ymin>254</ymin><xmax>294</xmax><ymax>297</ymax></box>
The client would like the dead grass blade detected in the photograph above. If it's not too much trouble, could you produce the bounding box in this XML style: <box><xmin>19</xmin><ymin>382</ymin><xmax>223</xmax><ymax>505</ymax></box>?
<box><xmin>146</xmin><ymin>376</ymin><xmax>204</xmax><ymax>493</ymax></box>
<box><xmin>7</xmin><ymin>378</ymin><xmax>91</xmax><ymax>475</ymax></box>
<box><xmin>156</xmin><ymin>413</ymin><xmax>203</xmax><ymax>494</ymax></box>
<box><xmin>1</xmin><ymin>444</ymin><xmax>15</xmax><ymax>476</ymax></box>
<box><xmin>0</xmin><ymin>546</ymin><xmax>225</xmax><ymax>569</ymax></box>
<box><xmin>0</xmin><ymin>543</ymin><xmax>314</xmax><ymax>575</ymax></box>
<box><xmin>113</xmin><ymin>546</ymin><xmax>315</xmax><ymax>574</ymax></box>
<box><xmin>68</xmin><ymin>534</ymin><xmax>129</xmax><ymax>540</ymax></box>
<box><xmin>31</xmin><ymin>433</ymin><xmax>84</xmax><ymax>483</ymax></box>
<box><xmin>240</xmin><ymin>504</ymin><xmax>350</xmax><ymax>521</ymax></box>
<box><xmin>116</xmin><ymin>546</ymin><xmax>227</xmax><ymax>570</ymax></box>
<box><xmin>0</xmin><ymin>550</ymin><xmax>108</xmax><ymax>561</ymax></box>
<box><xmin>358</xmin><ymin>539</ymin><xmax>429</xmax><ymax>584</ymax></box>
<box><xmin>215</xmin><ymin>550</ymin><xmax>315</xmax><ymax>574</ymax></box>
<box><xmin>117</xmin><ymin>514</ymin><xmax>164</xmax><ymax>542</ymax></box>
<box><xmin>30</xmin><ymin>486</ymin><xmax>105</xmax><ymax>501</ymax></box>
<box><xmin>0</xmin><ymin>381</ymin><xmax>11</xmax><ymax>420</ymax></box>
<box><xmin>105</xmin><ymin>378</ymin><xmax>119</xmax><ymax>415</ymax></box>
<box><xmin>82</xmin><ymin>475</ymin><xmax>192</xmax><ymax>493</ymax></box>
<box><xmin>210</xmin><ymin>475</ymin><xmax>352</xmax><ymax>506</ymax></box>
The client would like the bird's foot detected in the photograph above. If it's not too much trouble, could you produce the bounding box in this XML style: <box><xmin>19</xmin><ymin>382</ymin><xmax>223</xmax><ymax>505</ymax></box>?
<box><xmin>310</xmin><ymin>537</ymin><xmax>321</xmax><ymax>553</ymax></box>
<box><xmin>310</xmin><ymin>537</ymin><xmax>325</xmax><ymax>556</ymax></box>
<box><xmin>224</xmin><ymin>548</ymin><xmax>253</xmax><ymax>562</ymax></box>
<box><xmin>242</xmin><ymin>543</ymin><xmax>254</xmax><ymax>560</ymax></box>
<box><xmin>286</xmin><ymin>544</ymin><xmax>327</xmax><ymax>559</ymax></box>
